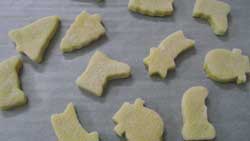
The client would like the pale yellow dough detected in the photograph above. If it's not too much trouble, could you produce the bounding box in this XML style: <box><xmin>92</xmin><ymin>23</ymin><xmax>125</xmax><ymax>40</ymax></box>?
<box><xmin>60</xmin><ymin>11</ymin><xmax>105</xmax><ymax>53</ymax></box>
<box><xmin>128</xmin><ymin>0</ymin><xmax>174</xmax><ymax>17</ymax></box>
<box><xmin>51</xmin><ymin>103</ymin><xmax>99</xmax><ymax>141</ymax></box>
<box><xmin>204</xmin><ymin>48</ymin><xmax>250</xmax><ymax>84</ymax></box>
<box><xmin>113</xmin><ymin>98</ymin><xmax>164</xmax><ymax>141</ymax></box>
<box><xmin>0</xmin><ymin>56</ymin><xmax>27</xmax><ymax>110</ymax></box>
<box><xmin>193</xmin><ymin>0</ymin><xmax>231</xmax><ymax>35</ymax></box>
<box><xmin>76</xmin><ymin>51</ymin><xmax>131</xmax><ymax>96</ymax></box>
<box><xmin>144</xmin><ymin>31</ymin><xmax>195</xmax><ymax>78</ymax></box>
<box><xmin>182</xmin><ymin>86</ymin><xmax>216</xmax><ymax>140</ymax></box>
<box><xmin>9</xmin><ymin>16</ymin><xmax>60</xmax><ymax>63</ymax></box>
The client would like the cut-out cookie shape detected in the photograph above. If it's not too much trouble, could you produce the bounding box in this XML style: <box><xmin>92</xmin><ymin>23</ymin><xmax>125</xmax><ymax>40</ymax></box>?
<box><xmin>128</xmin><ymin>0</ymin><xmax>174</xmax><ymax>17</ymax></box>
<box><xmin>9</xmin><ymin>16</ymin><xmax>60</xmax><ymax>63</ymax></box>
<box><xmin>51</xmin><ymin>103</ymin><xmax>99</xmax><ymax>141</ymax></box>
<box><xmin>193</xmin><ymin>0</ymin><xmax>231</xmax><ymax>35</ymax></box>
<box><xmin>113</xmin><ymin>98</ymin><xmax>164</xmax><ymax>141</ymax></box>
<box><xmin>144</xmin><ymin>31</ymin><xmax>195</xmax><ymax>78</ymax></box>
<box><xmin>76</xmin><ymin>51</ymin><xmax>131</xmax><ymax>96</ymax></box>
<box><xmin>204</xmin><ymin>48</ymin><xmax>250</xmax><ymax>84</ymax></box>
<box><xmin>0</xmin><ymin>57</ymin><xmax>27</xmax><ymax>110</ymax></box>
<box><xmin>60</xmin><ymin>11</ymin><xmax>105</xmax><ymax>53</ymax></box>
<box><xmin>182</xmin><ymin>86</ymin><xmax>216</xmax><ymax>140</ymax></box>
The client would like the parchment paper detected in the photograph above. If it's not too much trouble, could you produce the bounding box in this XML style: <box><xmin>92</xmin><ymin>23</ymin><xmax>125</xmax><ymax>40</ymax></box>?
<box><xmin>0</xmin><ymin>0</ymin><xmax>250</xmax><ymax>141</ymax></box>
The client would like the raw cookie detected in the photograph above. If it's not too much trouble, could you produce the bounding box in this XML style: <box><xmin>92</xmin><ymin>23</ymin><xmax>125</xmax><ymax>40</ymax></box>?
<box><xmin>60</xmin><ymin>11</ymin><xmax>105</xmax><ymax>53</ymax></box>
<box><xmin>51</xmin><ymin>103</ymin><xmax>99</xmax><ymax>141</ymax></box>
<box><xmin>9</xmin><ymin>16</ymin><xmax>60</xmax><ymax>63</ymax></box>
<box><xmin>193</xmin><ymin>0</ymin><xmax>231</xmax><ymax>35</ymax></box>
<box><xmin>182</xmin><ymin>86</ymin><xmax>216</xmax><ymax>140</ymax></box>
<box><xmin>0</xmin><ymin>56</ymin><xmax>27</xmax><ymax>110</ymax></box>
<box><xmin>144</xmin><ymin>31</ymin><xmax>195</xmax><ymax>78</ymax></box>
<box><xmin>113</xmin><ymin>98</ymin><xmax>164</xmax><ymax>141</ymax></box>
<box><xmin>76</xmin><ymin>51</ymin><xmax>131</xmax><ymax>96</ymax></box>
<box><xmin>128</xmin><ymin>0</ymin><xmax>174</xmax><ymax>17</ymax></box>
<box><xmin>204</xmin><ymin>48</ymin><xmax>250</xmax><ymax>84</ymax></box>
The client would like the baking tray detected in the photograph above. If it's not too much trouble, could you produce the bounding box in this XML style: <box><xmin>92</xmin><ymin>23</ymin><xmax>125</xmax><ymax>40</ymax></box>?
<box><xmin>0</xmin><ymin>0</ymin><xmax>250</xmax><ymax>141</ymax></box>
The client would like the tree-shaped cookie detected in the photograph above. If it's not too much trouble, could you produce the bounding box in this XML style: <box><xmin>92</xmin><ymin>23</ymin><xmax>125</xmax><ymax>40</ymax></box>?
<box><xmin>182</xmin><ymin>86</ymin><xmax>216</xmax><ymax>140</ymax></box>
<box><xmin>51</xmin><ymin>103</ymin><xmax>99</xmax><ymax>141</ymax></box>
<box><xmin>128</xmin><ymin>0</ymin><xmax>174</xmax><ymax>17</ymax></box>
<box><xmin>144</xmin><ymin>31</ymin><xmax>195</xmax><ymax>78</ymax></box>
<box><xmin>76</xmin><ymin>51</ymin><xmax>131</xmax><ymax>96</ymax></box>
<box><xmin>193</xmin><ymin>0</ymin><xmax>231</xmax><ymax>35</ymax></box>
<box><xmin>113</xmin><ymin>98</ymin><xmax>164</xmax><ymax>141</ymax></box>
<box><xmin>0</xmin><ymin>56</ymin><xmax>27</xmax><ymax>110</ymax></box>
<box><xmin>9</xmin><ymin>16</ymin><xmax>60</xmax><ymax>63</ymax></box>
<box><xmin>60</xmin><ymin>11</ymin><xmax>105</xmax><ymax>53</ymax></box>
<box><xmin>204</xmin><ymin>48</ymin><xmax>250</xmax><ymax>84</ymax></box>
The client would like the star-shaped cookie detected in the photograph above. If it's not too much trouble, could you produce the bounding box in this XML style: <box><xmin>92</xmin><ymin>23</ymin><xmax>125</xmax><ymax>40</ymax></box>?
<box><xmin>144</xmin><ymin>31</ymin><xmax>195</xmax><ymax>78</ymax></box>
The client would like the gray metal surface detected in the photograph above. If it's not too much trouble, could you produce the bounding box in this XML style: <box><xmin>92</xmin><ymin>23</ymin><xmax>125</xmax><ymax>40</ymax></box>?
<box><xmin>0</xmin><ymin>0</ymin><xmax>250</xmax><ymax>141</ymax></box>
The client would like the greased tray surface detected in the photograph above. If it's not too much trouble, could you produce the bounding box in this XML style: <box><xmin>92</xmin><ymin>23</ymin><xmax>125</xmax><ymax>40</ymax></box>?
<box><xmin>0</xmin><ymin>0</ymin><xmax>250</xmax><ymax>141</ymax></box>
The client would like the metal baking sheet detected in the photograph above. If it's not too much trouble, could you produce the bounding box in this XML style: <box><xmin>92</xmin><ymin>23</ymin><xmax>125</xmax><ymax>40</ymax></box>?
<box><xmin>0</xmin><ymin>0</ymin><xmax>250</xmax><ymax>141</ymax></box>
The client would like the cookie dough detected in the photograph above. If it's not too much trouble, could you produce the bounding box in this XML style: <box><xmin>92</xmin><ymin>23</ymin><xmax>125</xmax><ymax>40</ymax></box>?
<box><xmin>0</xmin><ymin>56</ymin><xmax>27</xmax><ymax>110</ymax></box>
<box><xmin>144</xmin><ymin>31</ymin><xmax>195</xmax><ymax>78</ymax></box>
<box><xmin>182</xmin><ymin>86</ymin><xmax>216</xmax><ymax>140</ymax></box>
<box><xmin>128</xmin><ymin>0</ymin><xmax>174</xmax><ymax>16</ymax></box>
<box><xmin>113</xmin><ymin>98</ymin><xmax>164</xmax><ymax>141</ymax></box>
<box><xmin>204</xmin><ymin>48</ymin><xmax>250</xmax><ymax>84</ymax></box>
<box><xmin>9</xmin><ymin>16</ymin><xmax>60</xmax><ymax>63</ymax></box>
<box><xmin>76</xmin><ymin>51</ymin><xmax>131</xmax><ymax>96</ymax></box>
<box><xmin>193</xmin><ymin>0</ymin><xmax>231</xmax><ymax>35</ymax></box>
<box><xmin>60</xmin><ymin>11</ymin><xmax>105</xmax><ymax>52</ymax></box>
<box><xmin>51</xmin><ymin>103</ymin><xmax>99</xmax><ymax>141</ymax></box>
